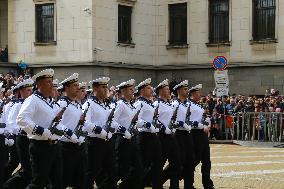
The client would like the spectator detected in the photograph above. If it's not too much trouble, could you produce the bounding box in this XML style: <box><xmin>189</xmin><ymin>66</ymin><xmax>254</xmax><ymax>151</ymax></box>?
<box><xmin>0</xmin><ymin>47</ymin><xmax>8</xmax><ymax>62</ymax></box>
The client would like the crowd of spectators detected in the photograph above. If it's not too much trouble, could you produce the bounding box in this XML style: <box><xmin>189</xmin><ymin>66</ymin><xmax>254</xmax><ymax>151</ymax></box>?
<box><xmin>1</xmin><ymin>72</ymin><xmax>283</xmax><ymax>141</ymax></box>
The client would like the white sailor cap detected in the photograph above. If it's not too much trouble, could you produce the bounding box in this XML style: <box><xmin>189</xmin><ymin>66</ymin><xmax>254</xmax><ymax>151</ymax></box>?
<box><xmin>32</xmin><ymin>68</ymin><xmax>54</xmax><ymax>82</ymax></box>
<box><xmin>16</xmin><ymin>79</ymin><xmax>34</xmax><ymax>90</ymax></box>
<box><xmin>173</xmin><ymin>80</ymin><xmax>188</xmax><ymax>91</ymax></box>
<box><xmin>116</xmin><ymin>79</ymin><xmax>135</xmax><ymax>90</ymax></box>
<box><xmin>79</xmin><ymin>82</ymin><xmax>87</xmax><ymax>89</ymax></box>
<box><xmin>189</xmin><ymin>84</ymin><xmax>202</xmax><ymax>93</ymax></box>
<box><xmin>53</xmin><ymin>79</ymin><xmax>59</xmax><ymax>87</ymax></box>
<box><xmin>155</xmin><ymin>79</ymin><xmax>169</xmax><ymax>92</ymax></box>
<box><xmin>90</xmin><ymin>77</ymin><xmax>110</xmax><ymax>85</ymax></box>
<box><xmin>136</xmin><ymin>78</ymin><xmax>151</xmax><ymax>91</ymax></box>
<box><xmin>60</xmin><ymin>73</ymin><xmax>79</xmax><ymax>86</ymax></box>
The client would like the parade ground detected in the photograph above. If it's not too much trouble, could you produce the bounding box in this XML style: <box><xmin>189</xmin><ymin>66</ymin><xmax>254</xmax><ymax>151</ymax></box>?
<box><xmin>161</xmin><ymin>144</ymin><xmax>284</xmax><ymax>189</ymax></box>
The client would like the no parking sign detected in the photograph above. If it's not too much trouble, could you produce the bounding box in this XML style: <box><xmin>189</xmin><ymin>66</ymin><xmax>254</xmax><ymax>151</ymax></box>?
<box><xmin>212</xmin><ymin>56</ymin><xmax>228</xmax><ymax>70</ymax></box>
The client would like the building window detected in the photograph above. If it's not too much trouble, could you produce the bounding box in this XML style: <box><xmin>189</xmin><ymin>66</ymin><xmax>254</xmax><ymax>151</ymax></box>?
<box><xmin>253</xmin><ymin>0</ymin><xmax>276</xmax><ymax>41</ymax></box>
<box><xmin>168</xmin><ymin>3</ymin><xmax>187</xmax><ymax>45</ymax></box>
<box><xmin>118</xmin><ymin>5</ymin><xmax>132</xmax><ymax>44</ymax></box>
<box><xmin>35</xmin><ymin>3</ymin><xmax>55</xmax><ymax>43</ymax></box>
<box><xmin>209</xmin><ymin>0</ymin><xmax>229</xmax><ymax>44</ymax></box>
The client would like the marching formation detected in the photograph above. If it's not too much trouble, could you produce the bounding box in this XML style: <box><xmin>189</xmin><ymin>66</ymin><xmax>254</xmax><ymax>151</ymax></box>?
<box><xmin>0</xmin><ymin>69</ymin><xmax>215</xmax><ymax>189</ymax></box>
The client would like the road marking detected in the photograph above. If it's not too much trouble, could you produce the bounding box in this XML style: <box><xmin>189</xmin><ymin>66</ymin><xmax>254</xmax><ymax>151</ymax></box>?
<box><xmin>212</xmin><ymin>150</ymin><xmax>284</xmax><ymax>154</ymax></box>
<box><xmin>212</xmin><ymin>160</ymin><xmax>284</xmax><ymax>167</ymax></box>
<box><xmin>212</xmin><ymin>154</ymin><xmax>284</xmax><ymax>159</ymax></box>
<box><xmin>211</xmin><ymin>169</ymin><xmax>284</xmax><ymax>177</ymax></box>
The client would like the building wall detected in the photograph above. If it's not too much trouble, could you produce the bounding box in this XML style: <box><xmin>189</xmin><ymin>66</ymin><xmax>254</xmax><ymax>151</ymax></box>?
<box><xmin>0</xmin><ymin>0</ymin><xmax>8</xmax><ymax>49</ymax></box>
<box><xmin>7</xmin><ymin>0</ymin><xmax>284</xmax><ymax>66</ymax></box>
<box><xmin>154</xmin><ymin>0</ymin><xmax>284</xmax><ymax>66</ymax></box>
<box><xmin>5</xmin><ymin>0</ymin><xmax>284</xmax><ymax>96</ymax></box>
<box><xmin>30</xmin><ymin>65</ymin><xmax>284</xmax><ymax>96</ymax></box>
<box><xmin>92</xmin><ymin>0</ymin><xmax>156</xmax><ymax>66</ymax></box>
<box><xmin>8</xmin><ymin>0</ymin><xmax>93</xmax><ymax>64</ymax></box>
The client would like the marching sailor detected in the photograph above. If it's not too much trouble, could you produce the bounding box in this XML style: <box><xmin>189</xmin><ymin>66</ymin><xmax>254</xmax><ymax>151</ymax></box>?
<box><xmin>112</xmin><ymin>79</ymin><xmax>143</xmax><ymax>189</ymax></box>
<box><xmin>0</xmin><ymin>85</ymin><xmax>13</xmax><ymax>189</ymax></box>
<box><xmin>57</xmin><ymin>73</ymin><xmax>87</xmax><ymax>189</ymax></box>
<box><xmin>134</xmin><ymin>78</ymin><xmax>163</xmax><ymax>189</ymax></box>
<box><xmin>16</xmin><ymin>69</ymin><xmax>63</xmax><ymax>189</ymax></box>
<box><xmin>3</xmin><ymin>79</ymin><xmax>34</xmax><ymax>189</ymax></box>
<box><xmin>77</xmin><ymin>82</ymin><xmax>87</xmax><ymax>104</ymax></box>
<box><xmin>3</xmin><ymin>86</ymin><xmax>20</xmax><ymax>183</ymax></box>
<box><xmin>154</xmin><ymin>79</ymin><xmax>181</xmax><ymax>189</ymax></box>
<box><xmin>83</xmin><ymin>77</ymin><xmax>118</xmax><ymax>189</ymax></box>
<box><xmin>52</xmin><ymin>79</ymin><xmax>61</xmax><ymax>101</ymax></box>
<box><xmin>172</xmin><ymin>80</ymin><xmax>195</xmax><ymax>189</ymax></box>
<box><xmin>189</xmin><ymin>84</ymin><xmax>215</xmax><ymax>189</ymax></box>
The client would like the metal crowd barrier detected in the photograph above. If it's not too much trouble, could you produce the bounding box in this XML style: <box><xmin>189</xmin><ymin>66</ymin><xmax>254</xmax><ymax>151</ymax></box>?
<box><xmin>219</xmin><ymin>112</ymin><xmax>284</xmax><ymax>142</ymax></box>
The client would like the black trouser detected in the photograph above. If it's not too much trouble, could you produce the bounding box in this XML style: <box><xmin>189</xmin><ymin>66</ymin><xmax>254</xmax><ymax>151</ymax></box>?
<box><xmin>3</xmin><ymin>134</ymin><xmax>31</xmax><ymax>189</ymax></box>
<box><xmin>136</xmin><ymin>132</ymin><xmax>163</xmax><ymax>189</ymax></box>
<box><xmin>115</xmin><ymin>134</ymin><xmax>143</xmax><ymax>189</ymax></box>
<box><xmin>3</xmin><ymin>135</ymin><xmax>19</xmax><ymax>182</ymax></box>
<box><xmin>85</xmin><ymin>137</ymin><xmax>118</xmax><ymax>189</ymax></box>
<box><xmin>191</xmin><ymin>129</ymin><xmax>214</xmax><ymax>188</ymax></box>
<box><xmin>0</xmin><ymin>136</ymin><xmax>9</xmax><ymax>189</ymax></box>
<box><xmin>61</xmin><ymin>141</ymin><xmax>87</xmax><ymax>189</ymax></box>
<box><xmin>95</xmin><ymin>133</ymin><xmax>119</xmax><ymax>187</ymax></box>
<box><xmin>26</xmin><ymin>140</ymin><xmax>62</xmax><ymax>189</ymax></box>
<box><xmin>159</xmin><ymin>133</ymin><xmax>181</xmax><ymax>189</ymax></box>
<box><xmin>174</xmin><ymin>130</ymin><xmax>195</xmax><ymax>189</ymax></box>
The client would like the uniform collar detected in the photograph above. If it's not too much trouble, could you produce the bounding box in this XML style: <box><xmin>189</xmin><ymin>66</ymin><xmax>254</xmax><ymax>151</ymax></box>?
<box><xmin>157</xmin><ymin>98</ymin><xmax>171</xmax><ymax>106</ymax></box>
<box><xmin>34</xmin><ymin>91</ymin><xmax>50</xmax><ymax>100</ymax></box>
<box><xmin>138</xmin><ymin>97</ymin><xmax>154</xmax><ymax>107</ymax></box>
<box><xmin>59</xmin><ymin>96</ymin><xmax>79</xmax><ymax>107</ymax></box>
<box><xmin>177</xmin><ymin>98</ymin><xmax>188</xmax><ymax>105</ymax></box>
<box><xmin>59</xmin><ymin>96</ymin><xmax>78</xmax><ymax>104</ymax></box>
<box><xmin>17</xmin><ymin>98</ymin><xmax>25</xmax><ymax>103</ymax></box>
<box><xmin>121</xmin><ymin>97</ymin><xmax>135</xmax><ymax>109</ymax></box>
<box><xmin>34</xmin><ymin>91</ymin><xmax>53</xmax><ymax>108</ymax></box>
<box><xmin>90</xmin><ymin>95</ymin><xmax>107</xmax><ymax>109</ymax></box>
<box><xmin>190</xmin><ymin>99</ymin><xmax>203</xmax><ymax>108</ymax></box>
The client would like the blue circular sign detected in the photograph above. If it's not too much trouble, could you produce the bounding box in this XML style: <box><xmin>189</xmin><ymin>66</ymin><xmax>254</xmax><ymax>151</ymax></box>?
<box><xmin>18</xmin><ymin>62</ymin><xmax>28</xmax><ymax>69</ymax></box>
<box><xmin>212</xmin><ymin>56</ymin><xmax>228</xmax><ymax>70</ymax></box>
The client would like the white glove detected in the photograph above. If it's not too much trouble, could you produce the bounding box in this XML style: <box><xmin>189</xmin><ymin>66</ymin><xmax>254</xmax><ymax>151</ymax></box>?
<box><xmin>56</xmin><ymin>123</ymin><xmax>68</xmax><ymax>132</ymax></box>
<box><xmin>149</xmin><ymin>125</ymin><xmax>157</xmax><ymax>133</ymax></box>
<box><xmin>5</xmin><ymin>138</ymin><xmax>14</xmax><ymax>146</ymax></box>
<box><xmin>183</xmin><ymin>123</ymin><xmax>192</xmax><ymax>132</ymax></box>
<box><xmin>78</xmin><ymin>136</ymin><xmax>85</xmax><ymax>145</ymax></box>
<box><xmin>198</xmin><ymin>123</ymin><xmax>204</xmax><ymax>129</ymax></box>
<box><xmin>13</xmin><ymin>127</ymin><xmax>20</xmax><ymax>135</ymax></box>
<box><xmin>0</xmin><ymin>128</ymin><xmax>4</xmax><ymax>135</ymax></box>
<box><xmin>98</xmin><ymin>129</ymin><xmax>107</xmax><ymax>139</ymax></box>
<box><xmin>42</xmin><ymin>129</ymin><xmax>52</xmax><ymax>140</ymax></box>
<box><xmin>164</xmin><ymin>127</ymin><xmax>172</xmax><ymax>135</ymax></box>
<box><xmin>70</xmin><ymin>134</ymin><xmax>78</xmax><ymax>143</ymax></box>
<box><xmin>82</xmin><ymin>124</ymin><xmax>94</xmax><ymax>133</ymax></box>
<box><xmin>124</xmin><ymin>130</ymin><xmax>132</xmax><ymax>140</ymax></box>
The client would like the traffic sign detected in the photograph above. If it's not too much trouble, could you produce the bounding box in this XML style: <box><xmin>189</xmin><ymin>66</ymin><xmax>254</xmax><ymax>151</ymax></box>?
<box><xmin>212</xmin><ymin>56</ymin><xmax>228</xmax><ymax>70</ymax></box>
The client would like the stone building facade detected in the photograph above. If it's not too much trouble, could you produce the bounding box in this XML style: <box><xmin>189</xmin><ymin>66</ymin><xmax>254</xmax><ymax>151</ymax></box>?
<box><xmin>1</xmin><ymin>0</ymin><xmax>284</xmax><ymax>95</ymax></box>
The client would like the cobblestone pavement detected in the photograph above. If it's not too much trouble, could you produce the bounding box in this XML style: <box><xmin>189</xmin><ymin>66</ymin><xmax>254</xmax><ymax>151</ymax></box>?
<box><xmin>157</xmin><ymin>144</ymin><xmax>284</xmax><ymax>189</ymax></box>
